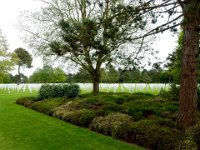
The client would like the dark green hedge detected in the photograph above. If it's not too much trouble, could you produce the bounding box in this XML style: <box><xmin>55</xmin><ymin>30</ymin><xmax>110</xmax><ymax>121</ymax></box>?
<box><xmin>38</xmin><ymin>84</ymin><xmax>80</xmax><ymax>100</ymax></box>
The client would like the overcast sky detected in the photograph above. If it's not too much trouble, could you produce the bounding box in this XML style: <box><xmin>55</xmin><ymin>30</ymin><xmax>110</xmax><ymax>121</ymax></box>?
<box><xmin>0</xmin><ymin>0</ymin><xmax>178</xmax><ymax>76</ymax></box>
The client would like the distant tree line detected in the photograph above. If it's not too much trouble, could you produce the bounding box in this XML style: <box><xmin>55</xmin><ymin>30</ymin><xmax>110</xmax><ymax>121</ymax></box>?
<box><xmin>1</xmin><ymin>63</ymin><xmax>172</xmax><ymax>84</ymax></box>
<box><xmin>70</xmin><ymin>63</ymin><xmax>173</xmax><ymax>84</ymax></box>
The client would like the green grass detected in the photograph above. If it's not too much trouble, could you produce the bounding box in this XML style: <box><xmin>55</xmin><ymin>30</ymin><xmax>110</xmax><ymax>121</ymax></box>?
<box><xmin>0</xmin><ymin>91</ymin><xmax>143</xmax><ymax>150</ymax></box>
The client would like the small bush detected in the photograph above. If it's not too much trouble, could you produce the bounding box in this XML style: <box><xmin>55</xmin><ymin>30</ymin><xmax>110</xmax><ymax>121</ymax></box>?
<box><xmin>150</xmin><ymin>116</ymin><xmax>176</xmax><ymax>128</ymax></box>
<box><xmin>90</xmin><ymin>112</ymin><xmax>134</xmax><ymax>138</ymax></box>
<box><xmin>30</xmin><ymin>98</ymin><xmax>64</xmax><ymax>115</ymax></box>
<box><xmin>113</xmin><ymin>93</ymin><xmax>154</xmax><ymax>104</ymax></box>
<box><xmin>37</xmin><ymin>84</ymin><xmax>80</xmax><ymax>100</ymax></box>
<box><xmin>54</xmin><ymin>107</ymin><xmax>96</xmax><ymax>127</ymax></box>
<box><xmin>159</xmin><ymin>84</ymin><xmax>179</xmax><ymax>101</ymax></box>
<box><xmin>91</xmin><ymin>117</ymin><xmax>183</xmax><ymax>150</ymax></box>
<box><xmin>186</xmin><ymin>121</ymin><xmax>200</xmax><ymax>149</ymax></box>
<box><xmin>96</xmin><ymin>103</ymin><xmax>123</xmax><ymax>116</ymax></box>
<box><xmin>52</xmin><ymin>85</ymin><xmax>64</xmax><ymax>97</ymax></box>
<box><xmin>129</xmin><ymin>120</ymin><xmax>183</xmax><ymax>150</ymax></box>
<box><xmin>177</xmin><ymin>140</ymin><xmax>197</xmax><ymax>150</ymax></box>
<box><xmin>65</xmin><ymin>84</ymin><xmax>80</xmax><ymax>98</ymax></box>
<box><xmin>16</xmin><ymin>97</ymin><xmax>36</xmax><ymax>107</ymax></box>
<box><xmin>122</xmin><ymin>99</ymin><xmax>178</xmax><ymax>121</ymax></box>
<box><xmin>37</xmin><ymin>84</ymin><xmax>55</xmax><ymax>100</ymax></box>
<box><xmin>159</xmin><ymin>84</ymin><xmax>200</xmax><ymax>110</ymax></box>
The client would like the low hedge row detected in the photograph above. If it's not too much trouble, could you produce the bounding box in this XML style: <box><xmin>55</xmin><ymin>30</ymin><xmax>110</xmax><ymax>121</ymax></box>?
<box><xmin>38</xmin><ymin>84</ymin><xmax>80</xmax><ymax>100</ymax></box>
<box><xmin>17</xmin><ymin>93</ymin><xmax>200</xmax><ymax>150</ymax></box>
<box><xmin>90</xmin><ymin>114</ymin><xmax>183</xmax><ymax>150</ymax></box>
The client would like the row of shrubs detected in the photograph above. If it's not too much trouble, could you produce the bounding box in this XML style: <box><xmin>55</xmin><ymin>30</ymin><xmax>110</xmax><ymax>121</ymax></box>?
<box><xmin>16</xmin><ymin>92</ymin><xmax>185</xmax><ymax>150</ymax></box>
<box><xmin>38</xmin><ymin>84</ymin><xmax>80</xmax><ymax>100</ymax></box>
<box><xmin>16</xmin><ymin>94</ymin><xmax>200</xmax><ymax>150</ymax></box>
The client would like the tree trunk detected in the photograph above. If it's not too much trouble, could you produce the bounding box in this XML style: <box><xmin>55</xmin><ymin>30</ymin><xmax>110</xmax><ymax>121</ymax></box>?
<box><xmin>92</xmin><ymin>70</ymin><xmax>100</xmax><ymax>94</ymax></box>
<box><xmin>93</xmin><ymin>78</ymin><xmax>100</xmax><ymax>94</ymax></box>
<box><xmin>178</xmin><ymin>1</ymin><xmax>200</xmax><ymax>130</ymax></box>
<box><xmin>18</xmin><ymin>64</ymin><xmax>21</xmax><ymax>85</ymax></box>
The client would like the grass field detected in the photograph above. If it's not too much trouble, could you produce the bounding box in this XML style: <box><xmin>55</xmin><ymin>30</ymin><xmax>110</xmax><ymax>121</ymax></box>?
<box><xmin>0</xmin><ymin>91</ymin><xmax>143</xmax><ymax>150</ymax></box>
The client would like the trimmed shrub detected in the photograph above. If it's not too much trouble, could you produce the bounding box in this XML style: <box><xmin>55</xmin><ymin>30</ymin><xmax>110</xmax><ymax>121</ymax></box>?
<box><xmin>53</xmin><ymin>107</ymin><xmax>96</xmax><ymax>127</ymax></box>
<box><xmin>52</xmin><ymin>85</ymin><xmax>64</xmax><ymax>97</ymax></box>
<box><xmin>37</xmin><ymin>84</ymin><xmax>55</xmax><ymax>100</ymax></box>
<box><xmin>90</xmin><ymin>112</ymin><xmax>134</xmax><ymax>138</ymax></box>
<box><xmin>91</xmin><ymin>117</ymin><xmax>183</xmax><ymax>150</ymax></box>
<box><xmin>65</xmin><ymin>84</ymin><xmax>80</xmax><ymax>98</ymax></box>
<box><xmin>37</xmin><ymin>84</ymin><xmax>80</xmax><ymax>100</ymax></box>
<box><xmin>185</xmin><ymin>121</ymin><xmax>200</xmax><ymax>149</ymax></box>
<box><xmin>16</xmin><ymin>97</ymin><xmax>36</xmax><ymax>107</ymax></box>
<box><xmin>96</xmin><ymin>103</ymin><xmax>123</xmax><ymax>116</ymax></box>
<box><xmin>30</xmin><ymin>98</ymin><xmax>64</xmax><ymax>115</ymax></box>
<box><xmin>177</xmin><ymin>140</ymin><xmax>197</xmax><ymax>150</ymax></box>
<box><xmin>130</xmin><ymin>120</ymin><xmax>183</xmax><ymax>150</ymax></box>
<box><xmin>129</xmin><ymin>120</ymin><xmax>183</xmax><ymax>150</ymax></box>
<box><xmin>113</xmin><ymin>93</ymin><xmax>154</xmax><ymax>104</ymax></box>
<box><xmin>122</xmin><ymin>99</ymin><xmax>178</xmax><ymax>121</ymax></box>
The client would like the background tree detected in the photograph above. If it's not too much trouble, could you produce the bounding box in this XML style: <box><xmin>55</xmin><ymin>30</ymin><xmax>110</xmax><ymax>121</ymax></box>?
<box><xmin>148</xmin><ymin>62</ymin><xmax>162</xmax><ymax>83</ymax></box>
<box><xmin>0</xmin><ymin>73</ymin><xmax>10</xmax><ymax>83</ymax></box>
<box><xmin>101</xmin><ymin>65</ymin><xmax>119</xmax><ymax>83</ymax></box>
<box><xmin>165</xmin><ymin>32</ymin><xmax>183</xmax><ymax>83</ymax></box>
<box><xmin>9</xmin><ymin>74</ymin><xmax>29</xmax><ymax>83</ymax></box>
<box><xmin>19</xmin><ymin>0</ymin><xmax>154</xmax><ymax>93</ymax></box>
<box><xmin>14</xmin><ymin>48</ymin><xmax>32</xmax><ymax>84</ymax></box>
<box><xmin>72</xmin><ymin>68</ymin><xmax>92</xmax><ymax>83</ymax></box>
<box><xmin>0</xmin><ymin>29</ymin><xmax>16</xmax><ymax>82</ymax></box>
<box><xmin>29</xmin><ymin>65</ymin><xmax>67</xmax><ymax>83</ymax></box>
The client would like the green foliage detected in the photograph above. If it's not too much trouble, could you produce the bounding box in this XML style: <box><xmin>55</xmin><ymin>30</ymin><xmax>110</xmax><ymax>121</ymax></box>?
<box><xmin>62</xmin><ymin>109</ymin><xmax>95</xmax><ymax>127</ymax></box>
<box><xmin>0</xmin><ymin>29</ymin><xmax>16</xmax><ymax>75</ymax></box>
<box><xmin>17</xmin><ymin>92</ymin><xmax>185</xmax><ymax>149</ymax></box>
<box><xmin>0</xmin><ymin>73</ymin><xmax>10</xmax><ymax>83</ymax></box>
<box><xmin>16</xmin><ymin>97</ymin><xmax>36</xmax><ymax>107</ymax></box>
<box><xmin>38</xmin><ymin>84</ymin><xmax>80</xmax><ymax>100</ymax></box>
<box><xmin>101</xmin><ymin>65</ymin><xmax>120</xmax><ymax>83</ymax></box>
<box><xmin>185</xmin><ymin>121</ymin><xmax>200</xmax><ymax>149</ymax></box>
<box><xmin>14</xmin><ymin>48</ymin><xmax>32</xmax><ymax>68</ymax></box>
<box><xmin>37</xmin><ymin>84</ymin><xmax>55</xmax><ymax>100</ymax></box>
<box><xmin>129</xmin><ymin>120</ymin><xmax>183</xmax><ymax>150</ymax></box>
<box><xmin>65</xmin><ymin>84</ymin><xmax>80</xmax><ymax>98</ymax></box>
<box><xmin>14</xmin><ymin>47</ymin><xmax>32</xmax><ymax>83</ymax></box>
<box><xmin>30</xmin><ymin>98</ymin><xmax>64</xmax><ymax>115</ymax></box>
<box><xmin>90</xmin><ymin>113</ymin><xmax>134</xmax><ymax>137</ymax></box>
<box><xmin>165</xmin><ymin>32</ymin><xmax>183</xmax><ymax>83</ymax></box>
<box><xmin>177</xmin><ymin>140</ymin><xmax>197</xmax><ymax>150</ymax></box>
<box><xmin>122</xmin><ymin>98</ymin><xmax>178</xmax><ymax>121</ymax></box>
<box><xmin>29</xmin><ymin>65</ymin><xmax>67</xmax><ymax>83</ymax></box>
<box><xmin>159</xmin><ymin>83</ymin><xmax>179</xmax><ymax>101</ymax></box>
<box><xmin>159</xmin><ymin>84</ymin><xmax>200</xmax><ymax>110</ymax></box>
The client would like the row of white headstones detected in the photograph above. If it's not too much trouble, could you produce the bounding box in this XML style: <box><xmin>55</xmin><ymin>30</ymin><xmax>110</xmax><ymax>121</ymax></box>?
<box><xmin>0</xmin><ymin>83</ymin><xmax>170</xmax><ymax>94</ymax></box>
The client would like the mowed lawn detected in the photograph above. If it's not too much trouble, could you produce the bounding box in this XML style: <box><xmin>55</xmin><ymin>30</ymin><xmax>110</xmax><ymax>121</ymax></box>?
<box><xmin>0</xmin><ymin>92</ymin><xmax>143</xmax><ymax>150</ymax></box>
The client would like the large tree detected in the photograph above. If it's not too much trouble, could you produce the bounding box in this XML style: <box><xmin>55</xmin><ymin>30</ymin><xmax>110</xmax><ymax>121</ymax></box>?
<box><xmin>14</xmin><ymin>48</ymin><xmax>32</xmax><ymax>84</ymax></box>
<box><xmin>127</xmin><ymin>0</ymin><xmax>200</xmax><ymax>130</ymax></box>
<box><xmin>19</xmin><ymin>0</ymin><xmax>154</xmax><ymax>93</ymax></box>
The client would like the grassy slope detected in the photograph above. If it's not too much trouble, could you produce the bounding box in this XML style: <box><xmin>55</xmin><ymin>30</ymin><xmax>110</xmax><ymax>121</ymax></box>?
<box><xmin>0</xmin><ymin>92</ymin><xmax>143</xmax><ymax>150</ymax></box>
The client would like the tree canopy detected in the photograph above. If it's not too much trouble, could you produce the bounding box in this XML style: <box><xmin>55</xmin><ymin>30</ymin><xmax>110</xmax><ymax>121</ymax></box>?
<box><xmin>29</xmin><ymin>65</ymin><xmax>67</xmax><ymax>83</ymax></box>
<box><xmin>19</xmin><ymin>0</ymin><xmax>155</xmax><ymax>93</ymax></box>
<box><xmin>0</xmin><ymin>29</ymin><xmax>16</xmax><ymax>82</ymax></box>
<box><xmin>14</xmin><ymin>47</ymin><xmax>32</xmax><ymax>84</ymax></box>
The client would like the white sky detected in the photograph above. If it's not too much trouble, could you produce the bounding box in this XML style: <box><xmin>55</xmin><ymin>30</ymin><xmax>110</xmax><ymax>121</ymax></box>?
<box><xmin>0</xmin><ymin>0</ymin><xmax>178</xmax><ymax>77</ymax></box>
